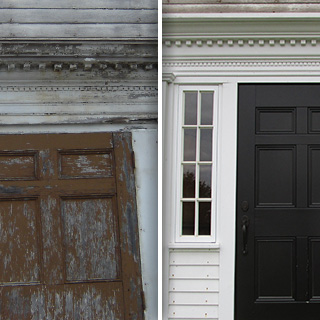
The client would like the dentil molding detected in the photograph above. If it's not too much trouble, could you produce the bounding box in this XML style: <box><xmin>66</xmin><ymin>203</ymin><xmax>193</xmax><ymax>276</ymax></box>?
<box><xmin>163</xmin><ymin>38</ymin><xmax>319</xmax><ymax>48</ymax></box>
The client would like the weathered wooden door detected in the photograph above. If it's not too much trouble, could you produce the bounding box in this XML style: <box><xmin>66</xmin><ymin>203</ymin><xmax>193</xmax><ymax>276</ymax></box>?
<box><xmin>236</xmin><ymin>84</ymin><xmax>320</xmax><ymax>320</ymax></box>
<box><xmin>0</xmin><ymin>133</ymin><xmax>144</xmax><ymax>319</ymax></box>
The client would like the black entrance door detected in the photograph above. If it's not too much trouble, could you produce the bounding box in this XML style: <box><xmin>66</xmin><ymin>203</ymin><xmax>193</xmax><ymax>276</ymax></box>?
<box><xmin>236</xmin><ymin>84</ymin><xmax>320</xmax><ymax>320</ymax></box>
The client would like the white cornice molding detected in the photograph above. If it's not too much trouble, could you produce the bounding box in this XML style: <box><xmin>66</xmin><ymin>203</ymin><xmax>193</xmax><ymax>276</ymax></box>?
<box><xmin>163</xmin><ymin>38</ymin><xmax>320</xmax><ymax>49</ymax></box>
<box><xmin>163</xmin><ymin>14</ymin><xmax>320</xmax><ymax>49</ymax></box>
<box><xmin>163</xmin><ymin>60</ymin><xmax>320</xmax><ymax>68</ymax></box>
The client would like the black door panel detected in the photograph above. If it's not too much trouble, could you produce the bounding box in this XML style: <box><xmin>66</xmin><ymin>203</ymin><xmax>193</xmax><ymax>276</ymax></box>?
<box><xmin>236</xmin><ymin>84</ymin><xmax>320</xmax><ymax>320</ymax></box>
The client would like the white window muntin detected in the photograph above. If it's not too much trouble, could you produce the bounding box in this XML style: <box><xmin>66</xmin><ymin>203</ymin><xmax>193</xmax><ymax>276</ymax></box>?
<box><xmin>176</xmin><ymin>85</ymin><xmax>219</xmax><ymax>243</ymax></box>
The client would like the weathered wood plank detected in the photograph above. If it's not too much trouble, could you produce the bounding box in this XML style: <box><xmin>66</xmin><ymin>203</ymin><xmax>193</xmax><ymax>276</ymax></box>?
<box><xmin>0</xmin><ymin>24</ymin><xmax>157</xmax><ymax>39</ymax></box>
<box><xmin>0</xmin><ymin>104</ymin><xmax>157</xmax><ymax>115</ymax></box>
<box><xmin>163</xmin><ymin>3</ymin><xmax>320</xmax><ymax>12</ymax></box>
<box><xmin>0</xmin><ymin>9</ymin><xmax>157</xmax><ymax>24</ymax></box>
<box><xmin>0</xmin><ymin>0</ymin><xmax>158</xmax><ymax>9</ymax></box>
<box><xmin>0</xmin><ymin>114</ymin><xmax>157</xmax><ymax>125</ymax></box>
<box><xmin>0</xmin><ymin>87</ymin><xmax>157</xmax><ymax>104</ymax></box>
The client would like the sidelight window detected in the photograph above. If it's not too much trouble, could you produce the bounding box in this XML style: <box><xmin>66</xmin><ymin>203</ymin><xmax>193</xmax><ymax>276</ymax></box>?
<box><xmin>177</xmin><ymin>87</ymin><xmax>218</xmax><ymax>242</ymax></box>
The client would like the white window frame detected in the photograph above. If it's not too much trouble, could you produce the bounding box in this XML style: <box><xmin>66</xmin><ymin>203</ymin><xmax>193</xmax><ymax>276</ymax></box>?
<box><xmin>175</xmin><ymin>85</ymin><xmax>219</xmax><ymax>243</ymax></box>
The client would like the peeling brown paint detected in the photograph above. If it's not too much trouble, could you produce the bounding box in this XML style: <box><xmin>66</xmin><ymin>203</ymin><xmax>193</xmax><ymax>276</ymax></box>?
<box><xmin>0</xmin><ymin>133</ymin><xmax>143</xmax><ymax>319</ymax></box>
<box><xmin>113</xmin><ymin>132</ymin><xmax>144</xmax><ymax>320</ymax></box>
<box><xmin>61</xmin><ymin>197</ymin><xmax>119</xmax><ymax>281</ymax></box>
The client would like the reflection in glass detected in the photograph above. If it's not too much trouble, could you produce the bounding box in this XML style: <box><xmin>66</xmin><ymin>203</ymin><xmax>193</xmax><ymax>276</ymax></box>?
<box><xmin>185</xmin><ymin>92</ymin><xmax>198</xmax><ymax>125</ymax></box>
<box><xmin>199</xmin><ymin>165</ymin><xmax>212</xmax><ymax>198</ymax></box>
<box><xmin>201</xmin><ymin>92</ymin><xmax>214</xmax><ymax>125</ymax></box>
<box><xmin>199</xmin><ymin>202</ymin><xmax>211</xmax><ymax>235</ymax></box>
<box><xmin>183</xmin><ymin>129</ymin><xmax>197</xmax><ymax>161</ymax></box>
<box><xmin>183</xmin><ymin>165</ymin><xmax>196</xmax><ymax>198</ymax></box>
<box><xmin>182</xmin><ymin>202</ymin><xmax>195</xmax><ymax>235</ymax></box>
<box><xmin>200</xmin><ymin>129</ymin><xmax>212</xmax><ymax>161</ymax></box>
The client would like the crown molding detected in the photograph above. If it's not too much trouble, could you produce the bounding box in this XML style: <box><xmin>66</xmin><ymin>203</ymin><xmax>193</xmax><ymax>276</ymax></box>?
<box><xmin>0</xmin><ymin>41</ymin><xmax>158</xmax><ymax>73</ymax></box>
<box><xmin>164</xmin><ymin>37</ymin><xmax>320</xmax><ymax>49</ymax></box>
<box><xmin>163</xmin><ymin>59</ymin><xmax>320</xmax><ymax>68</ymax></box>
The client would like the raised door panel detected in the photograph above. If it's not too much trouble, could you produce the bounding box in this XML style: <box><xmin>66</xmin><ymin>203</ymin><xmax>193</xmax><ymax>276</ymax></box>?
<box><xmin>0</xmin><ymin>133</ymin><xmax>143</xmax><ymax>320</ymax></box>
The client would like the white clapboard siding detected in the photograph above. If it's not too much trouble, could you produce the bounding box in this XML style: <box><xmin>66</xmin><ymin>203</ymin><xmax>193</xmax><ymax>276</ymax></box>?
<box><xmin>0</xmin><ymin>9</ymin><xmax>158</xmax><ymax>24</ymax></box>
<box><xmin>169</xmin><ymin>292</ymin><xmax>219</xmax><ymax>305</ymax></box>
<box><xmin>168</xmin><ymin>249</ymin><xmax>220</xmax><ymax>320</ymax></box>
<box><xmin>169</xmin><ymin>279</ymin><xmax>219</xmax><ymax>292</ymax></box>
<box><xmin>0</xmin><ymin>1</ymin><xmax>157</xmax><ymax>39</ymax></box>
<box><xmin>168</xmin><ymin>305</ymin><xmax>218</xmax><ymax>319</ymax></box>
<box><xmin>0</xmin><ymin>0</ymin><xmax>158</xmax><ymax>9</ymax></box>
<box><xmin>170</xmin><ymin>265</ymin><xmax>219</xmax><ymax>279</ymax></box>
<box><xmin>170</xmin><ymin>250</ymin><xmax>220</xmax><ymax>265</ymax></box>
<box><xmin>0</xmin><ymin>24</ymin><xmax>157</xmax><ymax>39</ymax></box>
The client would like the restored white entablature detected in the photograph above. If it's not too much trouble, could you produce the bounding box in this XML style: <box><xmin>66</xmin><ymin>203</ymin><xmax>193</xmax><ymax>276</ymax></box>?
<box><xmin>163</xmin><ymin>13</ymin><xmax>320</xmax><ymax>320</ymax></box>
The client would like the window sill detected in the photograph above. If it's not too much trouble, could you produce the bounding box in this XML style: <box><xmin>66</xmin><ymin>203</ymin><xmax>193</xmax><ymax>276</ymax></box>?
<box><xmin>168</xmin><ymin>242</ymin><xmax>220</xmax><ymax>250</ymax></box>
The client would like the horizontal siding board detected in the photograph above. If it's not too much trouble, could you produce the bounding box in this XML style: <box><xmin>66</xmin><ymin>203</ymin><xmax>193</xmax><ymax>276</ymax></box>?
<box><xmin>0</xmin><ymin>104</ymin><xmax>157</xmax><ymax>115</ymax></box>
<box><xmin>163</xmin><ymin>0</ymin><xmax>320</xmax><ymax>3</ymax></box>
<box><xmin>170</xmin><ymin>251</ymin><xmax>219</xmax><ymax>265</ymax></box>
<box><xmin>168</xmin><ymin>305</ymin><xmax>218</xmax><ymax>319</ymax></box>
<box><xmin>0</xmin><ymin>89</ymin><xmax>157</xmax><ymax>104</ymax></box>
<box><xmin>0</xmin><ymin>114</ymin><xmax>157</xmax><ymax>125</ymax></box>
<box><xmin>0</xmin><ymin>24</ymin><xmax>157</xmax><ymax>39</ymax></box>
<box><xmin>170</xmin><ymin>265</ymin><xmax>219</xmax><ymax>279</ymax></box>
<box><xmin>169</xmin><ymin>292</ymin><xmax>219</xmax><ymax>305</ymax></box>
<box><xmin>163</xmin><ymin>3</ymin><xmax>320</xmax><ymax>12</ymax></box>
<box><xmin>169</xmin><ymin>279</ymin><xmax>219</xmax><ymax>292</ymax></box>
<box><xmin>0</xmin><ymin>9</ymin><xmax>157</xmax><ymax>24</ymax></box>
<box><xmin>0</xmin><ymin>0</ymin><xmax>158</xmax><ymax>9</ymax></box>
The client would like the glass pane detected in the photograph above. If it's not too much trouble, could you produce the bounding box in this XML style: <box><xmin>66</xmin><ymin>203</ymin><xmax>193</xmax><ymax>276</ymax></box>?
<box><xmin>200</xmin><ymin>129</ymin><xmax>212</xmax><ymax>161</ymax></box>
<box><xmin>183</xmin><ymin>165</ymin><xmax>196</xmax><ymax>198</ymax></box>
<box><xmin>201</xmin><ymin>92</ymin><xmax>214</xmax><ymax>125</ymax></box>
<box><xmin>184</xmin><ymin>92</ymin><xmax>198</xmax><ymax>125</ymax></box>
<box><xmin>182</xmin><ymin>202</ymin><xmax>195</xmax><ymax>235</ymax></box>
<box><xmin>183</xmin><ymin>129</ymin><xmax>197</xmax><ymax>161</ymax></box>
<box><xmin>199</xmin><ymin>165</ymin><xmax>212</xmax><ymax>198</ymax></box>
<box><xmin>199</xmin><ymin>202</ymin><xmax>211</xmax><ymax>235</ymax></box>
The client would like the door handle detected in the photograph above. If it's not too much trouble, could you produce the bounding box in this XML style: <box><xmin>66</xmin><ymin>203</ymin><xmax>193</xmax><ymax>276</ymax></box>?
<box><xmin>242</xmin><ymin>215</ymin><xmax>250</xmax><ymax>255</ymax></box>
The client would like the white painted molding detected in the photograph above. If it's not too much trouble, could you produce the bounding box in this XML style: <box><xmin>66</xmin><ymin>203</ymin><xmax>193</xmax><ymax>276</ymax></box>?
<box><xmin>163</xmin><ymin>60</ymin><xmax>320</xmax><ymax>68</ymax></box>
<box><xmin>168</xmin><ymin>243</ymin><xmax>220</xmax><ymax>250</ymax></box>
<box><xmin>162</xmin><ymin>72</ymin><xmax>176</xmax><ymax>83</ymax></box>
<box><xmin>164</xmin><ymin>38</ymin><xmax>320</xmax><ymax>48</ymax></box>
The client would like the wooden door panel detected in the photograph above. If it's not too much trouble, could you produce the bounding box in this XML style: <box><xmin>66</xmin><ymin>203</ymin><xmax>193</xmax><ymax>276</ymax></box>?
<box><xmin>58</xmin><ymin>150</ymin><xmax>113</xmax><ymax>179</ymax></box>
<box><xmin>0</xmin><ymin>282</ymin><xmax>125</xmax><ymax>319</ymax></box>
<box><xmin>0</xmin><ymin>152</ymin><xmax>38</xmax><ymax>181</ymax></box>
<box><xmin>40</xmin><ymin>195</ymin><xmax>64</xmax><ymax>285</ymax></box>
<box><xmin>236</xmin><ymin>84</ymin><xmax>320</xmax><ymax>320</ymax></box>
<box><xmin>0</xmin><ymin>133</ymin><xmax>144</xmax><ymax>319</ymax></box>
<box><xmin>0</xmin><ymin>198</ymin><xmax>41</xmax><ymax>285</ymax></box>
<box><xmin>61</xmin><ymin>196</ymin><xmax>120</xmax><ymax>282</ymax></box>
<box><xmin>255</xmin><ymin>238</ymin><xmax>296</xmax><ymax>301</ymax></box>
<box><xmin>256</xmin><ymin>146</ymin><xmax>296</xmax><ymax>207</ymax></box>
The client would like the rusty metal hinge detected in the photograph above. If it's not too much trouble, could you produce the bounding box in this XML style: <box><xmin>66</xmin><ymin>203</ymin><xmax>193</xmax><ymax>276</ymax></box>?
<box><xmin>131</xmin><ymin>151</ymin><xmax>136</xmax><ymax>169</ymax></box>
<box><xmin>141</xmin><ymin>290</ymin><xmax>146</xmax><ymax>311</ymax></box>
